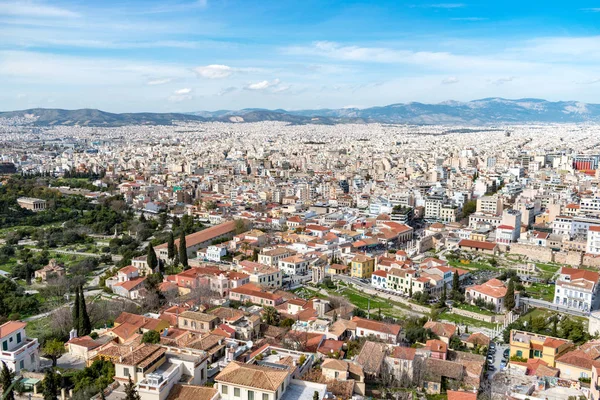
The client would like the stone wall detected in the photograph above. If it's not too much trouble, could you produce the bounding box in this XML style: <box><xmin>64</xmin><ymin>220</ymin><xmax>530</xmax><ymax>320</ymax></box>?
<box><xmin>450</xmin><ymin>307</ymin><xmax>505</xmax><ymax>324</ymax></box>
<box><xmin>583</xmin><ymin>254</ymin><xmax>600</xmax><ymax>268</ymax></box>
<box><xmin>554</xmin><ymin>251</ymin><xmax>583</xmax><ymax>266</ymax></box>
<box><xmin>508</xmin><ymin>243</ymin><xmax>554</xmax><ymax>263</ymax></box>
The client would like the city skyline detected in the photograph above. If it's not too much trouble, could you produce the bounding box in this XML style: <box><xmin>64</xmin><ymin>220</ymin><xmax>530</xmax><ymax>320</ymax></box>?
<box><xmin>2</xmin><ymin>0</ymin><xmax>600</xmax><ymax>112</ymax></box>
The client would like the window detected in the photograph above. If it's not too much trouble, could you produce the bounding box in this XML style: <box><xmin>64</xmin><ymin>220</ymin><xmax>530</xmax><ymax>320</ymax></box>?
<box><xmin>248</xmin><ymin>391</ymin><xmax>254</xmax><ymax>400</ymax></box>
<box><xmin>123</xmin><ymin>368</ymin><xmax>130</xmax><ymax>377</ymax></box>
<box><xmin>16</xmin><ymin>333</ymin><xmax>21</xmax><ymax>343</ymax></box>
<box><xmin>516</xmin><ymin>350</ymin><xmax>523</xmax><ymax>357</ymax></box>
<box><xmin>263</xmin><ymin>394</ymin><xmax>269</xmax><ymax>400</ymax></box>
<box><xmin>234</xmin><ymin>388</ymin><xmax>241</xmax><ymax>397</ymax></box>
<box><xmin>534</xmin><ymin>350</ymin><xmax>541</xmax><ymax>357</ymax></box>
<box><xmin>19</xmin><ymin>360</ymin><xmax>24</xmax><ymax>370</ymax></box>
<box><xmin>222</xmin><ymin>385</ymin><xmax>228</xmax><ymax>394</ymax></box>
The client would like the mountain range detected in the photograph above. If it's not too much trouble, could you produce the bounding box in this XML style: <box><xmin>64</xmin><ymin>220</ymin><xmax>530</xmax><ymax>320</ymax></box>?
<box><xmin>2</xmin><ymin>98</ymin><xmax>600</xmax><ymax>127</ymax></box>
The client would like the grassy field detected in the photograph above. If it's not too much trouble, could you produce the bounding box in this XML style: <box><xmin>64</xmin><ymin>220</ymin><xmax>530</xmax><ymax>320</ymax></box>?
<box><xmin>448</xmin><ymin>259</ymin><xmax>500</xmax><ymax>272</ymax></box>
<box><xmin>439</xmin><ymin>311</ymin><xmax>499</xmax><ymax>330</ymax></box>
<box><xmin>453</xmin><ymin>302</ymin><xmax>496</xmax><ymax>316</ymax></box>
<box><xmin>525</xmin><ymin>283</ymin><xmax>555</xmax><ymax>302</ymax></box>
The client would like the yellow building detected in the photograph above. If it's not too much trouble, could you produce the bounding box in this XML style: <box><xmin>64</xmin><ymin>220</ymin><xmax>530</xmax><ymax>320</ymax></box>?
<box><xmin>350</xmin><ymin>254</ymin><xmax>375</xmax><ymax>279</ymax></box>
<box><xmin>509</xmin><ymin>330</ymin><xmax>572</xmax><ymax>367</ymax></box>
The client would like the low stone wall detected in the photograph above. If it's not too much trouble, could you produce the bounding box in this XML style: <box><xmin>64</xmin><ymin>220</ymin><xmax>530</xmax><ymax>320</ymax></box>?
<box><xmin>583</xmin><ymin>254</ymin><xmax>600</xmax><ymax>268</ymax></box>
<box><xmin>450</xmin><ymin>307</ymin><xmax>505</xmax><ymax>324</ymax></box>
<box><xmin>554</xmin><ymin>251</ymin><xmax>583</xmax><ymax>266</ymax></box>
<box><xmin>508</xmin><ymin>243</ymin><xmax>554</xmax><ymax>263</ymax></box>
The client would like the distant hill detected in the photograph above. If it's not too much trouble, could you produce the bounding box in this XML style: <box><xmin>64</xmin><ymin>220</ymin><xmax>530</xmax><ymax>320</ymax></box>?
<box><xmin>0</xmin><ymin>108</ymin><xmax>207</xmax><ymax>127</ymax></box>
<box><xmin>3</xmin><ymin>98</ymin><xmax>600</xmax><ymax>126</ymax></box>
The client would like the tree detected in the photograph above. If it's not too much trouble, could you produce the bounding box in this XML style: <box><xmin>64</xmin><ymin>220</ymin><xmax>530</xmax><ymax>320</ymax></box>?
<box><xmin>262</xmin><ymin>306</ymin><xmax>280</xmax><ymax>326</ymax></box>
<box><xmin>462</xmin><ymin>200</ymin><xmax>477</xmax><ymax>220</ymax></box>
<box><xmin>234</xmin><ymin>219</ymin><xmax>247</xmax><ymax>235</ymax></box>
<box><xmin>440</xmin><ymin>285</ymin><xmax>447</xmax><ymax>305</ymax></box>
<box><xmin>146</xmin><ymin>243</ymin><xmax>157</xmax><ymax>273</ymax></box>
<box><xmin>504</xmin><ymin>279</ymin><xmax>516</xmax><ymax>311</ymax></box>
<box><xmin>79</xmin><ymin>286</ymin><xmax>92</xmax><ymax>336</ymax></box>
<box><xmin>313</xmin><ymin>390</ymin><xmax>320</xmax><ymax>400</ymax></box>
<box><xmin>72</xmin><ymin>287</ymin><xmax>81</xmax><ymax>334</ymax></box>
<box><xmin>42</xmin><ymin>339</ymin><xmax>66</xmax><ymax>367</ymax></box>
<box><xmin>139</xmin><ymin>212</ymin><xmax>146</xmax><ymax>223</ymax></box>
<box><xmin>452</xmin><ymin>271</ymin><xmax>459</xmax><ymax>292</ymax></box>
<box><xmin>167</xmin><ymin>232</ymin><xmax>175</xmax><ymax>260</ymax></box>
<box><xmin>124</xmin><ymin>376</ymin><xmax>141</xmax><ymax>400</ymax></box>
<box><xmin>0</xmin><ymin>361</ymin><xmax>14</xmax><ymax>400</ymax></box>
<box><xmin>179</xmin><ymin>231</ymin><xmax>188</xmax><ymax>269</ymax></box>
<box><xmin>141</xmin><ymin>330</ymin><xmax>161</xmax><ymax>344</ymax></box>
<box><xmin>42</xmin><ymin>369</ymin><xmax>59</xmax><ymax>400</ymax></box>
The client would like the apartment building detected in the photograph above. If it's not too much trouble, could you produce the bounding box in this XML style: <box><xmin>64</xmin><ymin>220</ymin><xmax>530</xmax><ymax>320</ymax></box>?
<box><xmin>554</xmin><ymin>267</ymin><xmax>600</xmax><ymax>312</ymax></box>
<box><xmin>509</xmin><ymin>330</ymin><xmax>572</xmax><ymax>367</ymax></box>
<box><xmin>476</xmin><ymin>196</ymin><xmax>503</xmax><ymax>215</ymax></box>
<box><xmin>588</xmin><ymin>226</ymin><xmax>600</xmax><ymax>255</ymax></box>
<box><xmin>229</xmin><ymin>283</ymin><xmax>284</xmax><ymax>306</ymax></box>
<box><xmin>240</xmin><ymin>261</ymin><xmax>282</xmax><ymax>288</ymax></box>
<box><xmin>350</xmin><ymin>254</ymin><xmax>375</xmax><ymax>279</ymax></box>
<box><xmin>258</xmin><ymin>247</ymin><xmax>296</xmax><ymax>267</ymax></box>
<box><xmin>177</xmin><ymin>311</ymin><xmax>219</xmax><ymax>334</ymax></box>
<box><xmin>278</xmin><ymin>255</ymin><xmax>309</xmax><ymax>276</ymax></box>
<box><xmin>0</xmin><ymin>321</ymin><xmax>40</xmax><ymax>373</ymax></box>
<box><xmin>352</xmin><ymin>317</ymin><xmax>401</xmax><ymax>344</ymax></box>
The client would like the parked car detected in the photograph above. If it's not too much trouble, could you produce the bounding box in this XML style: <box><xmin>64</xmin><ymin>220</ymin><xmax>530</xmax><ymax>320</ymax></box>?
<box><xmin>503</xmin><ymin>349</ymin><xmax>510</xmax><ymax>357</ymax></box>
<box><xmin>488</xmin><ymin>365</ymin><xmax>496</xmax><ymax>371</ymax></box>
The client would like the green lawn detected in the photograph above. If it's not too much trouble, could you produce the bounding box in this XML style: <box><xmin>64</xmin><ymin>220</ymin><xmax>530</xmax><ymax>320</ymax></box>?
<box><xmin>448</xmin><ymin>259</ymin><xmax>500</xmax><ymax>271</ymax></box>
<box><xmin>439</xmin><ymin>311</ymin><xmax>499</xmax><ymax>330</ymax></box>
<box><xmin>291</xmin><ymin>286</ymin><xmax>327</xmax><ymax>300</ymax></box>
<box><xmin>525</xmin><ymin>283</ymin><xmax>555</xmax><ymax>302</ymax></box>
<box><xmin>453</xmin><ymin>302</ymin><xmax>496</xmax><ymax>316</ymax></box>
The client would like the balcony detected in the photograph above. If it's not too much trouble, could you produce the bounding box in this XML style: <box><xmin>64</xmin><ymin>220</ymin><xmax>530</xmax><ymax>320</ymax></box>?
<box><xmin>0</xmin><ymin>338</ymin><xmax>39</xmax><ymax>361</ymax></box>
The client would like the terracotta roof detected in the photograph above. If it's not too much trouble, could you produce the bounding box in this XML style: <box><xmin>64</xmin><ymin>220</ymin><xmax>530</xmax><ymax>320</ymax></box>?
<box><xmin>458</xmin><ymin>239</ymin><xmax>497</xmax><ymax>250</ymax></box>
<box><xmin>352</xmin><ymin>316</ymin><xmax>401</xmax><ymax>336</ymax></box>
<box><xmin>215</xmin><ymin>361</ymin><xmax>288</xmax><ymax>392</ymax></box>
<box><xmin>560</xmin><ymin>267</ymin><xmax>600</xmax><ymax>285</ymax></box>
<box><xmin>465</xmin><ymin>332</ymin><xmax>490</xmax><ymax>347</ymax></box>
<box><xmin>424</xmin><ymin>321</ymin><xmax>457</xmax><ymax>338</ymax></box>
<box><xmin>0</xmin><ymin>321</ymin><xmax>26</xmax><ymax>338</ymax></box>
<box><xmin>156</xmin><ymin>220</ymin><xmax>236</xmax><ymax>249</ymax></box>
<box><xmin>590</xmin><ymin>226</ymin><xmax>600</xmax><ymax>232</ymax></box>
<box><xmin>166</xmin><ymin>385</ymin><xmax>218</xmax><ymax>400</ymax></box>
<box><xmin>390</xmin><ymin>346</ymin><xmax>416</xmax><ymax>361</ymax></box>
<box><xmin>113</xmin><ymin>277</ymin><xmax>146</xmax><ymax>291</ymax></box>
<box><xmin>118</xmin><ymin>266</ymin><xmax>138</xmax><ymax>275</ymax></box>
<box><xmin>466</xmin><ymin>278</ymin><xmax>507</xmax><ymax>299</ymax></box>
<box><xmin>230</xmin><ymin>283</ymin><xmax>283</xmax><ymax>301</ymax></box>
<box><xmin>322</xmin><ymin>358</ymin><xmax>348</xmax><ymax>371</ymax></box>
<box><xmin>426</xmin><ymin>339</ymin><xmax>448</xmax><ymax>354</ymax></box>
<box><xmin>543</xmin><ymin>337</ymin><xmax>569</xmax><ymax>349</ymax></box>
<box><xmin>356</xmin><ymin>341</ymin><xmax>387</xmax><ymax>375</ymax></box>
<box><xmin>556</xmin><ymin>349</ymin><xmax>598</xmax><ymax>370</ymax></box>
<box><xmin>447</xmin><ymin>391</ymin><xmax>477</xmax><ymax>400</ymax></box>
<box><xmin>119</xmin><ymin>344</ymin><xmax>166</xmax><ymax>367</ymax></box>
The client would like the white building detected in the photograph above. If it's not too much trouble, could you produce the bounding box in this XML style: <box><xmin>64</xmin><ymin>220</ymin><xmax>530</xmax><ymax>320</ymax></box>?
<box><xmin>554</xmin><ymin>267</ymin><xmax>600</xmax><ymax>312</ymax></box>
<box><xmin>588</xmin><ymin>226</ymin><xmax>600</xmax><ymax>255</ymax></box>
<box><xmin>206</xmin><ymin>245</ymin><xmax>227</xmax><ymax>262</ymax></box>
<box><xmin>0</xmin><ymin>321</ymin><xmax>40</xmax><ymax>373</ymax></box>
<box><xmin>278</xmin><ymin>255</ymin><xmax>309</xmax><ymax>276</ymax></box>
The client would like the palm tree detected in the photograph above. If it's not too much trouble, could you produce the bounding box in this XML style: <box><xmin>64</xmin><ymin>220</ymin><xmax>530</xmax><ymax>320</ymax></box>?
<box><xmin>262</xmin><ymin>306</ymin><xmax>280</xmax><ymax>326</ymax></box>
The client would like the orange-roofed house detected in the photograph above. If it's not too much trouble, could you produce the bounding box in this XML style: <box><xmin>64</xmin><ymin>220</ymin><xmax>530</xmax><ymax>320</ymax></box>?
<box><xmin>465</xmin><ymin>278</ymin><xmax>520</xmax><ymax>313</ymax></box>
<box><xmin>554</xmin><ymin>266</ymin><xmax>600</xmax><ymax>312</ymax></box>
<box><xmin>352</xmin><ymin>317</ymin><xmax>401</xmax><ymax>344</ymax></box>
<box><xmin>509</xmin><ymin>330</ymin><xmax>572</xmax><ymax>367</ymax></box>
<box><xmin>457</xmin><ymin>239</ymin><xmax>498</xmax><ymax>255</ymax></box>
<box><xmin>229</xmin><ymin>283</ymin><xmax>284</xmax><ymax>307</ymax></box>
<box><xmin>447</xmin><ymin>390</ymin><xmax>477</xmax><ymax>400</ymax></box>
<box><xmin>385</xmin><ymin>346</ymin><xmax>417</xmax><ymax>380</ymax></box>
<box><xmin>423</xmin><ymin>321</ymin><xmax>456</xmax><ymax>345</ymax></box>
<box><xmin>0</xmin><ymin>321</ymin><xmax>40</xmax><ymax>372</ymax></box>
<box><xmin>425</xmin><ymin>339</ymin><xmax>448</xmax><ymax>360</ymax></box>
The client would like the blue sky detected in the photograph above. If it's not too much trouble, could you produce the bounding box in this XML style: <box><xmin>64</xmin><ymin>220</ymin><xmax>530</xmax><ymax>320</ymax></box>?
<box><xmin>2</xmin><ymin>0</ymin><xmax>600</xmax><ymax>112</ymax></box>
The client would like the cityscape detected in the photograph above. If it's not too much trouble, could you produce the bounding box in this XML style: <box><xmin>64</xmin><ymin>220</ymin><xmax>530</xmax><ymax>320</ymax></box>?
<box><xmin>2</xmin><ymin>1</ymin><xmax>600</xmax><ymax>400</ymax></box>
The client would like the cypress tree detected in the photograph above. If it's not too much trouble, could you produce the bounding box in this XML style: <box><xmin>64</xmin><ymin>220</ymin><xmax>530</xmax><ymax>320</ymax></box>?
<box><xmin>79</xmin><ymin>286</ymin><xmax>92</xmax><ymax>336</ymax></box>
<box><xmin>42</xmin><ymin>369</ymin><xmax>59</xmax><ymax>400</ymax></box>
<box><xmin>452</xmin><ymin>271</ymin><xmax>459</xmax><ymax>292</ymax></box>
<box><xmin>179</xmin><ymin>231</ymin><xmax>188</xmax><ymax>269</ymax></box>
<box><xmin>147</xmin><ymin>243</ymin><xmax>158</xmax><ymax>273</ymax></box>
<box><xmin>441</xmin><ymin>284</ymin><xmax>447</xmax><ymax>304</ymax></box>
<box><xmin>0</xmin><ymin>361</ymin><xmax>14</xmax><ymax>400</ymax></box>
<box><xmin>167</xmin><ymin>232</ymin><xmax>175</xmax><ymax>260</ymax></box>
<box><xmin>72</xmin><ymin>287</ymin><xmax>80</xmax><ymax>335</ymax></box>
<box><xmin>504</xmin><ymin>278</ymin><xmax>516</xmax><ymax>311</ymax></box>
<box><xmin>124</xmin><ymin>376</ymin><xmax>141</xmax><ymax>400</ymax></box>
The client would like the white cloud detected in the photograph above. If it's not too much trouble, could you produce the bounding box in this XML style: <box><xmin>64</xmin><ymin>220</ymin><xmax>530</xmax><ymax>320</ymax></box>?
<box><xmin>580</xmin><ymin>8</ymin><xmax>600</xmax><ymax>12</ymax></box>
<box><xmin>217</xmin><ymin>86</ymin><xmax>238</xmax><ymax>96</ymax></box>
<box><xmin>198</xmin><ymin>0</ymin><xmax>208</xmax><ymax>7</ymax></box>
<box><xmin>245</xmin><ymin>79</ymin><xmax>281</xmax><ymax>91</ymax></box>
<box><xmin>488</xmin><ymin>76</ymin><xmax>516</xmax><ymax>85</ymax></box>
<box><xmin>442</xmin><ymin>77</ymin><xmax>459</xmax><ymax>84</ymax></box>
<box><xmin>147</xmin><ymin>78</ymin><xmax>172</xmax><ymax>85</ymax></box>
<box><xmin>0</xmin><ymin>1</ymin><xmax>80</xmax><ymax>18</ymax></box>
<box><xmin>194</xmin><ymin>64</ymin><xmax>233</xmax><ymax>79</ymax></box>
<box><xmin>174</xmin><ymin>88</ymin><xmax>192</xmax><ymax>95</ymax></box>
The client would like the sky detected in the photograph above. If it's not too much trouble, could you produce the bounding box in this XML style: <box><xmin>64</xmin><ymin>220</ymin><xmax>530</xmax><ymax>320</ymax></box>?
<box><xmin>2</xmin><ymin>0</ymin><xmax>600</xmax><ymax>112</ymax></box>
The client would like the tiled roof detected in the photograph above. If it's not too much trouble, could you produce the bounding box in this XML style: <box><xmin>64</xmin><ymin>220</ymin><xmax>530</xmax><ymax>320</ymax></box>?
<box><xmin>352</xmin><ymin>316</ymin><xmax>401</xmax><ymax>336</ymax></box>
<box><xmin>458</xmin><ymin>239</ymin><xmax>497</xmax><ymax>250</ymax></box>
<box><xmin>424</xmin><ymin>321</ymin><xmax>457</xmax><ymax>338</ymax></box>
<box><xmin>166</xmin><ymin>385</ymin><xmax>218</xmax><ymax>400</ymax></box>
<box><xmin>356</xmin><ymin>341</ymin><xmax>387</xmax><ymax>375</ymax></box>
<box><xmin>0</xmin><ymin>321</ymin><xmax>26</xmax><ymax>338</ymax></box>
<box><xmin>156</xmin><ymin>220</ymin><xmax>236</xmax><ymax>249</ymax></box>
<box><xmin>215</xmin><ymin>361</ymin><xmax>288</xmax><ymax>392</ymax></box>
